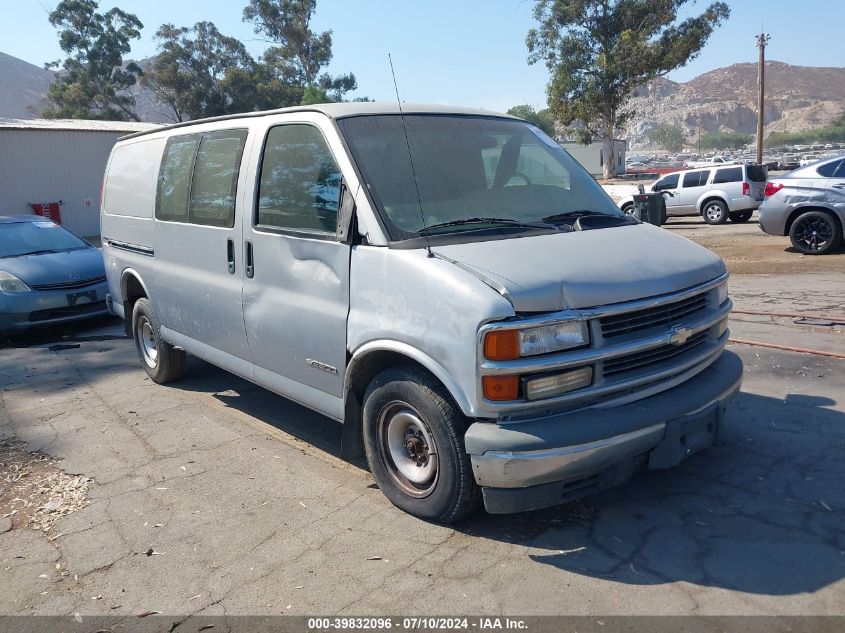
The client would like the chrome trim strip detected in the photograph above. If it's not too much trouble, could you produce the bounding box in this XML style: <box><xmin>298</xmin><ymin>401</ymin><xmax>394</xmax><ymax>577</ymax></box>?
<box><xmin>105</xmin><ymin>239</ymin><xmax>155</xmax><ymax>257</ymax></box>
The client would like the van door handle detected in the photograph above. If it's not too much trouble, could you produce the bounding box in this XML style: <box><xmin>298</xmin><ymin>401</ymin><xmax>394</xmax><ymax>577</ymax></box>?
<box><xmin>245</xmin><ymin>240</ymin><xmax>254</xmax><ymax>279</ymax></box>
<box><xmin>226</xmin><ymin>238</ymin><xmax>236</xmax><ymax>274</ymax></box>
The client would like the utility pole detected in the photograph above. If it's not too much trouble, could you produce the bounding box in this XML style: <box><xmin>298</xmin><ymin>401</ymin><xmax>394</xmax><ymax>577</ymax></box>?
<box><xmin>756</xmin><ymin>32</ymin><xmax>771</xmax><ymax>164</ymax></box>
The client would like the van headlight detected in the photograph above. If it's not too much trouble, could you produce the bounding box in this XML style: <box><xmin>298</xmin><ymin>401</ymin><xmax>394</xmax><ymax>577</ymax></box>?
<box><xmin>484</xmin><ymin>320</ymin><xmax>589</xmax><ymax>360</ymax></box>
<box><xmin>0</xmin><ymin>271</ymin><xmax>31</xmax><ymax>293</ymax></box>
<box><xmin>717</xmin><ymin>281</ymin><xmax>729</xmax><ymax>306</ymax></box>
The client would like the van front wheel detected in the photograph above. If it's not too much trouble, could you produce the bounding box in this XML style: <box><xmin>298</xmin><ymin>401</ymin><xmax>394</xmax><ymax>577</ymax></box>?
<box><xmin>132</xmin><ymin>298</ymin><xmax>186</xmax><ymax>384</ymax></box>
<box><xmin>362</xmin><ymin>366</ymin><xmax>481</xmax><ymax>523</ymax></box>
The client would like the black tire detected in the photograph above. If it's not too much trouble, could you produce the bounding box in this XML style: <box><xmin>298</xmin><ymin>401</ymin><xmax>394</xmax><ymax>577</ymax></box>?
<box><xmin>362</xmin><ymin>366</ymin><xmax>481</xmax><ymax>523</ymax></box>
<box><xmin>729</xmin><ymin>210</ymin><xmax>753</xmax><ymax>223</ymax></box>
<box><xmin>789</xmin><ymin>211</ymin><xmax>842</xmax><ymax>255</ymax></box>
<box><xmin>132</xmin><ymin>298</ymin><xmax>186</xmax><ymax>383</ymax></box>
<box><xmin>621</xmin><ymin>203</ymin><xmax>634</xmax><ymax>216</ymax></box>
<box><xmin>702</xmin><ymin>199</ymin><xmax>729</xmax><ymax>225</ymax></box>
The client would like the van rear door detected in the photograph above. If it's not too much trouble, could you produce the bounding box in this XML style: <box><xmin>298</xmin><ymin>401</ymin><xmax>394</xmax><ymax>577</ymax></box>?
<box><xmin>241</xmin><ymin>119</ymin><xmax>351</xmax><ymax>419</ymax></box>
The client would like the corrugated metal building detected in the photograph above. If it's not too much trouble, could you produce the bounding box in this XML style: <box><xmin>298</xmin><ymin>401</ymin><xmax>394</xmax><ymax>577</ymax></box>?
<box><xmin>0</xmin><ymin>119</ymin><xmax>159</xmax><ymax>237</ymax></box>
<box><xmin>560</xmin><ymin>139</ymin><xmax>627</xmax><ymax>178</ymax></box>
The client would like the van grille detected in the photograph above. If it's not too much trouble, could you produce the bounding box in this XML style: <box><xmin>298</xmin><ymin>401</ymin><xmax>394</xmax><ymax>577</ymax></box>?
<box><xmin>602</xmin><ymin>331</ymin><xmax>710</xmax><ymax>377</ymax></box>
<box><xmin>600</xmin><ymin>292</ymin><xmax>708</xmax><ymax>338</ymax></box>
<box><xmin>30</xmin><ymin>276</ymin><xmax>106</xmax><ymax>291</ymax></box>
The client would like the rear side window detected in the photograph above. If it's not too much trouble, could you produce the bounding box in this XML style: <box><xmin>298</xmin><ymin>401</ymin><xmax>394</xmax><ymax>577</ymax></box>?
<box><xmin>654</xmin><ymin>173</ymin><xmax>678</xmax><ymax>190</ymax></box>
<box><xmin>817</xmin><ymin>159</ymin><xmax>844</xmax><ymax>178</ymax></box>
<box><xmin>746</xmin><ymin>165</ymin><xmax>768</xmax><ymax>182</ymax></box>
<box><xmin>682</xmin><ymin>170</ymin><xmax>710</xmax><ymax>188</ymax></box>
<box><xmin>257</xmin><ymin>124</ymin><xmax>342</xmax><ymax>233</ymax></box>
<box><xmin>189</xmin><ymin>130</ymin><xmax>249</xmax><ymax>227</ymax></box>
<box><xmin>156</xmin><ymin>135</ymin><xmax>199</xmax><ymax>222</ymax></box>
<box><xmin>713</xmin><ymin>166</ymin><xmax>742</xmax><ymax>184</ymax></box>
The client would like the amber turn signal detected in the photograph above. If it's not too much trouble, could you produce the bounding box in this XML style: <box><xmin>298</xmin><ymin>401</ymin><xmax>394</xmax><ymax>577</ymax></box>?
<box><xmin>484</xmin><ymin>330</ymin><xmax>519</xmax><ymax>360</ymax></box>
<box><xmin>482</xmin><ymin>375</ymin><xmax>520</xmax><ymax>401</ymax></box>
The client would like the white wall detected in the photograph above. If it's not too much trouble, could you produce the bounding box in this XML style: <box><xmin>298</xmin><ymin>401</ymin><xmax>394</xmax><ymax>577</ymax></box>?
<box><xmin>560</xmin><ymin>140</ymin><xmax>627</xmax><ymax>177</ymax></box>
<box><xmin>0</xmin><ymin>129</ymin><xmax>126</xmax><ymax>236</ymax></box>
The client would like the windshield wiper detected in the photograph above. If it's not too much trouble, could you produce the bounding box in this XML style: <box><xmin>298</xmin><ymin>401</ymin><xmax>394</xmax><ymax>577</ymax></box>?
<box><xmin>419</xmin><ymin>217</ymin><xmax>558</xmax><ymax>234</ymax></box>
<box><xmin>542</xmin><ymin>210</ymin><xmax>616</xmax><ymax>223</ymax></box>
<box><xmin>6</xmin><ymin>249</ymin><xmax>56</xmax><ymax>258</ymax></box>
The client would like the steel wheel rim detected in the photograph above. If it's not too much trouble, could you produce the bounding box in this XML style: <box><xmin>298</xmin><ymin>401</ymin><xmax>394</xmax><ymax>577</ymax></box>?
<box><xmin>378</xmin><ymin>401</ymin><xmax>438</xmax><ymax>498</ymax></box>
<box><xmin>794</xmin><ymin>217</ymin><xmax>833</xmax><ymax>252</ymax></box>
<box><xmin>136</xmin><ymin>316</ymin><xmax>158</xmax><ymax>368</ymax></box>
<box><xmin>705</xmin><ymin>204</ymin><xmax>723</xmax><ymax>221</ymax></box>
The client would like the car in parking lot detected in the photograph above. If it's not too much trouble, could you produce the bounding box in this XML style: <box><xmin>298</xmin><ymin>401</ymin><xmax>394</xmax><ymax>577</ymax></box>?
<box><xmin>0</xmin><ymin>216</ymin><xmax>109</xmax><ymax>335</ymax></box>
<box><xmin>618</xmin><ymin>163</ymin><xmax>768</xmax><ymax>224</ymax></box>
<box><xmin>759</xmin><ymin>154</ymin><xmax>845</xmax><ymax>254</ymax></box>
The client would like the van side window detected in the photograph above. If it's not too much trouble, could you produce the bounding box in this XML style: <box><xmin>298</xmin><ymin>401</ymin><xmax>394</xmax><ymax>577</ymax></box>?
<box><xmin>156</xmin><ymin>135</ymin><xmax>200</xmax><ymax>222</ymax></box>
<box><xmin>257</xmin><ymin>125</ymin><xmax>341</xmax><ymax>233</ymax></box>
<box><xmin>189</xmin><ymin>130</ymin><xmax>249</xmax><ymax>228</ymax></box>
<box><xmin>713</xmin><ymin>166</ymin><xmax>742</xmax><ymax>183</ymax></box>
<box><xmin>682</xmin><ymin>170</ymin><xmax>709</xmax><ymax>188</ymax></box>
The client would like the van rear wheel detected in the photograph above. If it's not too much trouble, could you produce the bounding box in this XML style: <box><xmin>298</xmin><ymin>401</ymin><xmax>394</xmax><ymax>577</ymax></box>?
<box><xmin>362</xmin><ymin>366</ymin><xmax>481</xmax><ymax>523</ymax></box>
<box><xmin>132</xmin><ymin>298</ymin><xmax>186</xmax><ymax>383</ymax></box>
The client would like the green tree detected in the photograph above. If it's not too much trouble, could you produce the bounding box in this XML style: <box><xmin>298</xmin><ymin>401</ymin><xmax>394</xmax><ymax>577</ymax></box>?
<box><xmin>527</xmin><ymin>0</ymin><xmax>730</xmax><ymax>178</ymax></box>
<box><xmin>243</xmin><ymin>0</ymin><xmax>357</xmax><ymax>102</ymax></box>
<box><xmin>44</xmin><ymin>0</ymin><xmax>143</xmax><ymax>120</ymax></box>
<box><xmin>141</xmin><ymin>22</ymin><xmax>258</xmax><ymax>122</ymax></box>
<box><xmin>507</xmin><ymin>104</ymin><xmax>557</xmax><ymax>137</ymax></box>
<box><xmin>700</xmin><ymin>131</ymin><xmax>753</xmax><ymax>151</ymax></box>
<box><xmin>648</xmin><ymin>123</ymin><xmax>686</xmax><ymax>152</ymax></box>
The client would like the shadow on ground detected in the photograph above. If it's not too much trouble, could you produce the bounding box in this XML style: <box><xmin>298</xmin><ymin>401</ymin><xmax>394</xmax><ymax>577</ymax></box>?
<box><xmin>4</xmin><ymin>323</ymin><xmax>843</xmax><ymax>599</ymax></box>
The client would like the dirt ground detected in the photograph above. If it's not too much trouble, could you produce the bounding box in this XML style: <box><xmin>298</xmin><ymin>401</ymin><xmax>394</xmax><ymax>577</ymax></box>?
<box><xmin>664</xmin><ymin>216</ymin><xmax>845</xmax><ymax>275</ymax></box>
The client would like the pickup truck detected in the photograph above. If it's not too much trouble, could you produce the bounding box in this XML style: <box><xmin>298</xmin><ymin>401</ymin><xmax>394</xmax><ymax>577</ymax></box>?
<box><xmin>683</xmin><ymin>156</ymin><xmax>737</xmax><ymax>169</ymax></box>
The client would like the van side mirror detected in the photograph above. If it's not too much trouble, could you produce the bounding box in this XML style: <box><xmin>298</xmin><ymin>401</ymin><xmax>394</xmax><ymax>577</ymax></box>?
<box><xmin>337</xmin><ymin>181</ymin><xmax>356</xmax><ymax>242</ymax></box>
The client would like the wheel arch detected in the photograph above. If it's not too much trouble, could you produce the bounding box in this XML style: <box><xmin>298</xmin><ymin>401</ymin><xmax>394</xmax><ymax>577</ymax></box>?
<box><xmin>784</xmin><ymin>206</ymin><xmax>843</xmax><ymax>238</ymax></box>
<box><xmin>341</xmin><ymin>341</ymin><xmax>473</xmax><ymax>462</ymax></box>
<box><xmin>698</xmin><ymin>194</ymin><xmax>727</xmax><ymax>215</ymax></box>
<box><xmin>120</xmin><ymin>269</ymin><xmax>150</xmax><ymax>336</ymax></box>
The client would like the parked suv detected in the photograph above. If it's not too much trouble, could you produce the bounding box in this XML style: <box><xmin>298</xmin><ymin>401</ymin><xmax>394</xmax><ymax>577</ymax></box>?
<box><xmin>759</xmin><ymin>154</ymin><xmax>845</xmax><ymax>254</ymax></box>
<box><xmin>619</xmin><ymin>164</ymin><xmax>768</xmax><ymax>224</ymax></box>
<box><xmin>101</xmin><ymin>103</ymin><xmax>742</xmax><ymax>521</ymax></box>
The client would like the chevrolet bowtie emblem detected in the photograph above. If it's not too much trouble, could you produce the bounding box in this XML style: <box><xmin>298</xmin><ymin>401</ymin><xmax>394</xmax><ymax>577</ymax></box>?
<box><xmin>668</xmin><ymin>326</ymin><xmax>693</xmax><ymax>346</ymax></box>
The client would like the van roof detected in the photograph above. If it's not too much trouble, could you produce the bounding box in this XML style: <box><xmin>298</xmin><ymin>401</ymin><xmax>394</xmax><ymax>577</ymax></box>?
<box><xmin>120</xmin><ymin>102</ymin><xmax>516</xmax><ymax>140</ymax></box>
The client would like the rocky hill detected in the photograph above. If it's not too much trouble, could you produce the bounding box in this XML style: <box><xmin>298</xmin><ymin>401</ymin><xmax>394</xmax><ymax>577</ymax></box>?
<box><xmin>625</xmin><ymin>61</ymin><xmax>845</xmax><ymax>150</ymax></box>
<box><xmin>0</xmin><ymin>52</ymin><xmax>53</xmax><ymax>119</ymax></box>
<box><xmin>0</xmin><ymin>52</ymin><xmax>173</xmax><ymax>123</ymax></box>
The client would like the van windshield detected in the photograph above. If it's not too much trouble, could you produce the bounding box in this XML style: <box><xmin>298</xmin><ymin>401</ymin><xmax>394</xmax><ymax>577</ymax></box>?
<box><xmin>337</xmin><ymin>115</ymin><xmax>622</xmax><ymax>240</ymax></box>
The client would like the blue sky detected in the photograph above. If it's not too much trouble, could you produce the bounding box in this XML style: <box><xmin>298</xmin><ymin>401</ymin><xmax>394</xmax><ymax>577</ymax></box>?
<box><xmin>2</xmin><ymin>0</ymin><xmax>843</xmax><ymax>112</ymax></box>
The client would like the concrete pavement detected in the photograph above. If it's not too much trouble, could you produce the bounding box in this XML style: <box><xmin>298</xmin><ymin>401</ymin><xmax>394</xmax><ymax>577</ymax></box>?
<box><xmin>0</xmin><ymin>275</ymin><xmax>843</xmax><ymax>616</ymax></box>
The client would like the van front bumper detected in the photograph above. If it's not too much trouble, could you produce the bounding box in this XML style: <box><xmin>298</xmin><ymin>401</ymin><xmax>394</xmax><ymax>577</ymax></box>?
<box><xmin>465</xmin><ymin>350</ymin><xmax>743</xmax><ymax>514</ymax></box>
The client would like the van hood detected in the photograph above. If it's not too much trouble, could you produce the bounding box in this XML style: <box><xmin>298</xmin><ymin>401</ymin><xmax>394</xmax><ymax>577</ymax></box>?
<box><xmin>432</xmin><ymin>223</ymin><xmax>726</xmax><ymax>312</ymax></box>
<box><xmin>1</xmin><ymin>247</ymin><xmax>105</xmax><ymax>287</ymax></box>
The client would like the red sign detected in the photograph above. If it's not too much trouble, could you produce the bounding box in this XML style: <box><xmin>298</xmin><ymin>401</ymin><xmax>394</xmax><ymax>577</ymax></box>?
<box><xmin>31</xmin><ymin>202</ymin><xmax>62</xmax><ymax>224</ymax></box>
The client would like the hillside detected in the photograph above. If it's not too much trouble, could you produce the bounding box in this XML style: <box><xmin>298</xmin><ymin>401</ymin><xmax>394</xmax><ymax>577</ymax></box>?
<box><xmin>625</xmin><ymin>61</ymin><xmax>845</xmax><ymax>149</ymax></box>
<box><xmin>0</xmin><ymin>52</ymin><xmax>53</xmax><ymax>119</ymax></box>
<box><xmin>0</xmin><ymin>52</ymin><xmax>172</xmax><ymax>123</ymax></box>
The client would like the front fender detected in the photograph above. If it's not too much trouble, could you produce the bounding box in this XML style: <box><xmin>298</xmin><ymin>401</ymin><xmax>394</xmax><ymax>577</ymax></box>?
<box><xmin>347</xmin><ymin>339</ymin><xmax>476</xmax><ymax>418</ymax></box>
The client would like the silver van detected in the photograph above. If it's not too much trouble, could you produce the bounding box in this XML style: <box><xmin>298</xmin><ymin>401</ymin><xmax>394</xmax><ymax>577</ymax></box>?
<box><xmin>619</xmin><ymin>164</ymin><xmax>768</xmax><ymax>224</ymax></box>
<box><xmin>101</xmin><ymin>104</ymin><xmax>742</xmax><ymax>522</ymax></box>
